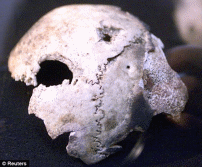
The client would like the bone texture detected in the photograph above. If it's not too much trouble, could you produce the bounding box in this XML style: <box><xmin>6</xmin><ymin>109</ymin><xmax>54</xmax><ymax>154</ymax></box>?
<box><xmin>8</xmin><ymin>5</ymin><xmax>188</xmax><ymax>164</ymax></box>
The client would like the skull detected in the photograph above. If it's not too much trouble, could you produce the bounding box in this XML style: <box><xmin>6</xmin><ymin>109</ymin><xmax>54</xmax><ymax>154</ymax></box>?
<box><xmin>8</xmin><ymin>5</ymin><xmax>188</xmax><ymax>164</ymax></box>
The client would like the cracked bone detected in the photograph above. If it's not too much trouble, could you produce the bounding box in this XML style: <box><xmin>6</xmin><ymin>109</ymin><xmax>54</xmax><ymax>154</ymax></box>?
<box><xmin>8</xmin><ymin>5</ymin><xmax>188</xmax><ymax>164</ymax></box>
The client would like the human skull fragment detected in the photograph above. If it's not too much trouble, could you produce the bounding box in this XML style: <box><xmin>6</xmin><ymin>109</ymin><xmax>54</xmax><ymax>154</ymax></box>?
<box><xmin>8</xmin><ymin>5</ymin><xmax>188</xmax><ymax>165</ymax></box>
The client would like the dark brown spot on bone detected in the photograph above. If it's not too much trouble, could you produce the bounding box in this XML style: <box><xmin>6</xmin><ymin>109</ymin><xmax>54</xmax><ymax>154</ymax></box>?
<box><xmin>104</xmin><ymin>115</ymin><xmax>118</xmax><ymax>131</ymax></box>
<box><xmin>60</xmin><ymin>113</ymin><xmax>75</xmax><ymax>124</ymax></box>
<box><xmin>143</xmin><ymin>70</ymin><xmax>154</xmax><ymax>91</ymax></box>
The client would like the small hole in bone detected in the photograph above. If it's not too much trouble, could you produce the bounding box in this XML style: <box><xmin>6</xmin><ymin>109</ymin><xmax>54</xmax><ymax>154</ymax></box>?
<box><xmin>126</xmin><ymin>65</ymin><xmax>130</xmax><ymax>69</ymax></box>
<box><xmin>96</xmin><ymin>26</ymin><xmax>118</xmax><ymax>43</ymax></box>
<box><xmin>189</xmin><ymin>25</ymin><xmax>195</xmax><ymax>34</ymax></box>
<box><xmin>102</xmin><ymin>33</ymin><xmax>111</xmax><ymax>42</ymax></box>
<box><xmin>36</xmin><ymin>60</ymin><xmax>73</xmax><ymax>86</ymax></box>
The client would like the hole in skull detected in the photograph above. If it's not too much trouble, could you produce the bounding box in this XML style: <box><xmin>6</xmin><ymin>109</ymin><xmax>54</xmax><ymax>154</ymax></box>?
<box><xmin>97</xmin><ymin>26</ymin><xmax>121</xmax><ymax>43</ymax></box>
<box><xmin>52</xmin><ymin>132</ymin><xmax>70</xmax><ymax>152</ymax></box>
<box><xmin>189</xmin><ymin>25</ymin><xmax>195</xmax><ymax>34</ymax></box>
<box><xmin>36</xmin><ymin>60</ymin><xmax>73</xmax><ymax>86</ymax></box>
<box><xmin>102</xmin><ymin>33</ymin><xmax>111</xmax><ymax>42</ymax></box>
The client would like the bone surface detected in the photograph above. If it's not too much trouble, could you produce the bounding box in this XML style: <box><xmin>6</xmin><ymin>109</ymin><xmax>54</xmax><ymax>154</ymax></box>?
<box><xmin>8</xmin><ymin>5</ymin><xmax>188</xmax><ymax>164</ymax></box>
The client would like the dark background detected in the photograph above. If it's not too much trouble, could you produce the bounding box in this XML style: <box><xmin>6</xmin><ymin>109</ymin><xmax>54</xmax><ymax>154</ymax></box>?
<box><xmin>0</xmin><ymin>1</ymin><xmax>201</xmax><ymax>167</ymax></box>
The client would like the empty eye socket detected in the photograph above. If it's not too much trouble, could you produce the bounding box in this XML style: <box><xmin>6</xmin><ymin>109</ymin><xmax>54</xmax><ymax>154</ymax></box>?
<box><xmin>36</xmin><ymin>60</ymin><xmax>73</xmax><ymax>87</ymax></box>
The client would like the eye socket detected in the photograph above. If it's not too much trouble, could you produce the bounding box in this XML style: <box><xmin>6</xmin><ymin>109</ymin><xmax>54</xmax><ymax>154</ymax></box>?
<box><xmin>36</xmin><ymin>60</ymin><xmax>73</xmax><ymax>87</ymax></box>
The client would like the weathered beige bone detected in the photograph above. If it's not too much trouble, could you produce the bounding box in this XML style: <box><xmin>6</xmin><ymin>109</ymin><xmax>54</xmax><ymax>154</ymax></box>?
<box><xmin>8</xmin><ymin>5</ymin><xmax>188</xmax><ymax>164</ymax></box>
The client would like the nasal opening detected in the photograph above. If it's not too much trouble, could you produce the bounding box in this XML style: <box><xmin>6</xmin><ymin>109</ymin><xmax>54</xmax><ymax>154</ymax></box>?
<box><xmin>36</xmin><ymin>60</ymin><xmax>73</xmax><ymax>87</ymax></box>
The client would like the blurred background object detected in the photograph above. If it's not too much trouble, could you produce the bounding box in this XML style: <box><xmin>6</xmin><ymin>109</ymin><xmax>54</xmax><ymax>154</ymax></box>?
<box><xmin>0</xmin><ymin>0</ymin><xmax>25</xmax><ymax>66</ymax></box>
<box><xmin>173</xmin><ymin>0</ymin><xmax>202</xmax><ymax>46</ymax></box>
